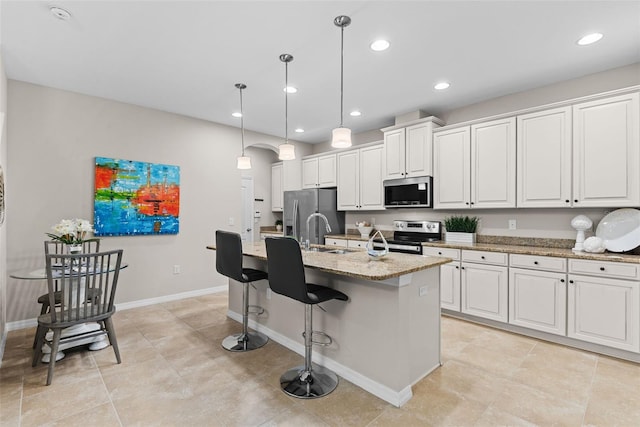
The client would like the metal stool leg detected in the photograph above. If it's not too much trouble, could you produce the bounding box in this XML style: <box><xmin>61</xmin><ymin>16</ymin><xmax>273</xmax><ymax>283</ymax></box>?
<box><xmin>222</xmin><ymin>281</ymin><xmax>269</xmax><ymax>352</ymax></box>
<box><xmin>280</xmin><ymin>304</ymin><xmax>339</xmax><ymax>398</ymax></box>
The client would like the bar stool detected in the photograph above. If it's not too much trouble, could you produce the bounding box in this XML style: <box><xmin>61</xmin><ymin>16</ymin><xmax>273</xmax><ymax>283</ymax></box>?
<box><xmin>265</xmin><ymin>237</ymin><xmax>348</xmax><ymax>398</ymax></box>
<box><xmin>215</xmin><ymin>230</ymin><xmax>269</xmax><ymax>352</ymax></box>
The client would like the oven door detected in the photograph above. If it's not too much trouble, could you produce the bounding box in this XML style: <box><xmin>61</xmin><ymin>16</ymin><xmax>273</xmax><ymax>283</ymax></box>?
<box><xmin>372</xmin><ymin>240</ymin><xmax>423</xmax><ymax>255</ymax></box>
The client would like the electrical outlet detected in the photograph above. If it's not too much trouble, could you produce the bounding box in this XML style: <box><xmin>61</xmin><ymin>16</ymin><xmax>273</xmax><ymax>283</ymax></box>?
<box><xmin>173</xmin><ymin>265</ymin><xmax>181</xmax><ymax>275</ymax></box>
<box><xmin>419</xmin><ymin>286</ymin><xmax>428</xmax><ymax>297</ymax></box>
<box><xmin>266</xmin><ymin>288</ymin><xmax>272</xmax><ymax>300</ymax></box>
<box><xmin>508</xmin><ymin>219</ymin><xmax>517</xmax><ymax>230</ymax></box>
<box><xmin>228</xmin><ymin>217</ymin><xmax>235</xmax><ymax>226</ymax></box>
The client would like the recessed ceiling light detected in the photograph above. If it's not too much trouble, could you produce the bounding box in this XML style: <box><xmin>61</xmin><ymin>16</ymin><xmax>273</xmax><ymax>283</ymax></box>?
<box><xmin>577</xmin><ymin>33</ymin><xmax>603</xmax><ymax>46</ymax></box>
<box><xmin>350</xmin><ymin>110</ymin><xmax>362</xmax><ymax>117</ymax></box>
<box><xmin>232</xmin><ymin>112</ymin><xmax>242</xmax><ymax>118</ymax></box>
<box><xmin>370</xmin><ymin>39</ymin><xmax>390</xmax><ymax>52</ymax></box>
<box><xmin>284</xmin><ymin>86</ymin><xmax>297</xmax><ymax>94</ymax></box>
<box><xmin>50</xmin><ymin>6</ymin><xmax>72</xmax><ymax>20</ymax></box>
<box><xmin>434</xmin><ymin>82</ymin><xmax>450</xmax><ymax>90</ymax></box>
<box><xmin>295</xmin><ymin>128</ymin><xmax>305</xmax><ymax>133</ymax></box>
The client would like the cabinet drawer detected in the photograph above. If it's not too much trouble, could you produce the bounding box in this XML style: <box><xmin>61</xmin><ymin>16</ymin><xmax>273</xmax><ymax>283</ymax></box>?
<box><xmin>510</xmin><ymin>254</ymin><xmax>566</xmax><ymax>272</ymax></box>
<box><xmin>324</xmin><ymin>238</ymin><xmax>348</xmax><ymax>248</ymax></box>
<box><xmin>422</xmin><ymin>247</ymin><xmax>461</xmax><ymax>260</ymax></box>
<box><xmin>569</xmin><ymin>259</ymin><xmax>640</xmax><ymax>281</ymax></box>
<box><xmin>347</xmin><ymin>240</ymin><xmax>367</xmax><ymax>249</ymax></box>
<box><xmin>462</xmin><ymin>250</ymin><xmax>508</xmax><ymax>266</ymax></box>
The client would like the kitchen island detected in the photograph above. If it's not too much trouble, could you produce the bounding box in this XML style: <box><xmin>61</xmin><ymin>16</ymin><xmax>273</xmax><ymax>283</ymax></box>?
<box><xmin>207</xmin><ymin>241</ymin><xmax>451</xmax><ymax>406</ymax></box>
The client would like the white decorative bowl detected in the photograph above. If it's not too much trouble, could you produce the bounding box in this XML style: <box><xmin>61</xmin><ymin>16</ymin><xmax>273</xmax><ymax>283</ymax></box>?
<box><xmin>357</xmin><ymin>225</ymin><xmax>373</xmax><ymax>238</ymax></box>
<box><xmin>595</xmin><ymin>208</ymin><xmax>640</xmax><ymax>252</ymax></box>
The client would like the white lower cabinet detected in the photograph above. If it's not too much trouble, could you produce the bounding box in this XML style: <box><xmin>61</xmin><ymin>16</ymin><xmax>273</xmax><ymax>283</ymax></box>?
<box><xmin>461</xmin><ymin>250</ymin><xmax>509</xmax><ymax>322</ymax></box>
<box><xmin>347</xmin><ymin>240</ymin><xmax>367</xmax><ymax>249</ymax></box>
<box><xmin>568</xmin><ymin>273</ymin><xmax>640</xmax><ymax>352</ymax></box>
<box><xmin>324</xmin><ymin>238</ymin><xmax>348</xmax><ymax>247</ymax></box>
<box><xmin>509</xmin><ymin>267</ymin><xmax>567</xmax><ymax>336</ymax></box>
<box><xmin>423</xmin><ymin>247</ymin><xmax>461</xmax><ymax>311</ymax></box>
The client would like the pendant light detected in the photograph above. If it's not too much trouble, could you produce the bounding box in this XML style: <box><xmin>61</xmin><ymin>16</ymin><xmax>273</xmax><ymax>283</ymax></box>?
<box><xmin>278</xmin><ymin>54</ymin><xmax>296</xmax><ymax>160</ymax></box>
<box><xmin>331</xmin><ymin>15</ymin><xmax>352</xmax><ymax>149</ymax></box>
<box><xmin>235</xmin><ymin>83</ymin><xmax>252</xmax><ymax>169</ymax></box>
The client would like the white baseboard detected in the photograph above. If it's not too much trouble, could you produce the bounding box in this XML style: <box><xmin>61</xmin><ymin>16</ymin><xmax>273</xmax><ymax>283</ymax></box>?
<box><xmin>6</xmin><ymin>286</ymin><xmax>227</xmax><ymax>332</ymax></box>
<box><xmin>226</xmin><ymin>309</ymin><xmax>412</xmax><ymax>407</ymax></box>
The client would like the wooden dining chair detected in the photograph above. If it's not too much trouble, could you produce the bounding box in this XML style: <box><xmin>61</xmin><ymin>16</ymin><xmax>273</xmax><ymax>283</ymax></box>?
<box><xmin>32</xmin><ymin>249</ymin><xmax>124</xmax><ymax>385</ymax></box>
<box><xmin>37</xmin><ymin>240</ymin><xmax>101</xmax><ymax>315</ymax></box>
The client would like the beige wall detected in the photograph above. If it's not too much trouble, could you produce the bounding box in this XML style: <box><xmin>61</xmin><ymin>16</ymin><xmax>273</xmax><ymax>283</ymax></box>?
<box><xmin>0</xmin><ymin>11</ymin><xmax>8</xmax><ymax>354</ymax></box>
<box><xmin>341</xmin><ymin>63</ymin><xmax>640</xmax><ymax>238</ymax></box>
<box><xmin>5</xmin><ymin>81</ymin><xmax>307</xmax><ymax>323</ymax></box>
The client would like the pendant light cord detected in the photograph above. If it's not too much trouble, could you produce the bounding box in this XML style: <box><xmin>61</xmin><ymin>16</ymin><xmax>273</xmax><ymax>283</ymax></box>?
<box><xmin>285</xmin><ymin>60</ymin><xmax>289</xmax><ymax>144</ymax></box>
<box><xmin>339</xmin><ymin>23</ymin><xmax>344</xmax><ymax>128</ymax></box>
<box><xmin>239</xmin><ymin>86</ymin><xmax>245</xmax><ymax>156</ymax></box>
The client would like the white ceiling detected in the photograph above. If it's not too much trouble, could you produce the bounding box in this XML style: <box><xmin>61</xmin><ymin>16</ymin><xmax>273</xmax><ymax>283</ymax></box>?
<box><xmin>2</xmin><ymin>1</ymin><xmax>639</xmax><ymax>144</ymax></box>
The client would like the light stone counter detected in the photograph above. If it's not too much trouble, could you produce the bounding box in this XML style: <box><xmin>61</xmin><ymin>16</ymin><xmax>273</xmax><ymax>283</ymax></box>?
<box><xmin>207</xmin><ymin>241</ymin><xmax>450</xmax><ymax>406</ymax></box>
<box><xmin>227</xmin><ymin>241</ymin><xmax>451</xmax><ymax>282</ymax></box>
<box><xmin>422</xmin><ymin>241</ymin><xmax>640</xmax><ymax>264</ymax></box>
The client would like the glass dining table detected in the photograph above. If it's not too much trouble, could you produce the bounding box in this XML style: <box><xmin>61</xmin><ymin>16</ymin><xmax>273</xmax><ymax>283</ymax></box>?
<box><xmin>10</xmin><ymin>263</ymin><xmax>128</xmax><ymax>363</ymax></box>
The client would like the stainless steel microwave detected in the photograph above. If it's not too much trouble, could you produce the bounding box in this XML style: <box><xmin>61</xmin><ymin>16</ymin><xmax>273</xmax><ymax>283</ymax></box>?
<box><xmin>383</xmin><ymin>176</ymin><xmax>432</xmax><ymax>208</ymax></box>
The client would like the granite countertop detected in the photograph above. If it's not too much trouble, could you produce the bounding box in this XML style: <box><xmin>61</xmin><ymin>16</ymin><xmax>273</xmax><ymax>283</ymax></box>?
<box><xmin>206</xmin><ymin>242</ymin><xmax>452</xmax><ymax>281</ymax></box>
<box><xmin>325</xmin><ymin>233</ymin><xmax>640</xmax><ymax>265</ymax></box>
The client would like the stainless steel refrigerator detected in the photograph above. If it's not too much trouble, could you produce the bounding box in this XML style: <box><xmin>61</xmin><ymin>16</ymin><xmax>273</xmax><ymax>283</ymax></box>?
<box><xmin>283</xmin><ymin>188</ymin><xmax>345</xmax><ymax>244</ymax></box>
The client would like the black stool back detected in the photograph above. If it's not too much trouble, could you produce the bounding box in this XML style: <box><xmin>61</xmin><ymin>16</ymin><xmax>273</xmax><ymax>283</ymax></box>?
<box><xmin>215</xmin><ymin>230</ymin><xmax>245</xmax><ymax>282</ymax></box>
<box><xmin>265</xmin><ymin>237</ymin><xmax>311</xmax><ymax>303</ymax></box>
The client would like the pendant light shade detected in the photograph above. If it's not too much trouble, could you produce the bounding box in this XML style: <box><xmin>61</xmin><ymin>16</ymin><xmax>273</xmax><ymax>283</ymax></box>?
<box><xmin>331</xmin><ymin>15</ymin><xmax>352</xmax><ymax>149</ymax></box>
<box><xmin>331</xmin><ymin>127</ymin><xmax>352</xmax><ymax>149</ymax></box>
<box><xmin>235</xmin><ymin>83</ymin><xmax>252</xmax><ymax>169</ymax></box>
<box><xmin>279</xmin><ymin>53</ymin><xmax>296</xmax><ymax>160</ymax></box>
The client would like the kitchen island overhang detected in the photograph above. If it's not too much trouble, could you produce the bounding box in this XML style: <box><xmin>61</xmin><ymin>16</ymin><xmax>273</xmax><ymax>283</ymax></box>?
<box><xmin>207</xmin><ymin>242</ymin><xmax>451</xmax><ymax>406</ymax></box>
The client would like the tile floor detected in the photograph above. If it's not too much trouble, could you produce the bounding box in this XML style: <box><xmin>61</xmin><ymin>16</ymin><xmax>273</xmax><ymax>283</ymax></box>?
<box><xmin>1</xmin><ymin>292</ymin><xmax>639</xmax><ymax>426</ymax></box>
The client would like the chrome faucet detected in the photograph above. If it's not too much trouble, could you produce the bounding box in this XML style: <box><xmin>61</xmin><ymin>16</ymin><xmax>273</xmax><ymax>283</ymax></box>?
<box><xmin>305</xmin><ymin>213</ymin><xmax>332</xmax><ymax>250</ymax></box>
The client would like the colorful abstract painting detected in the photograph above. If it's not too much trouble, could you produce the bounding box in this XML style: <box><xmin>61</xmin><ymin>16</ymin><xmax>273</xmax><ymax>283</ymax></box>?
<box><xmin>94</xmin><ymin>157</ymin><xmax>180</xmax><ymax>236</ymax></box>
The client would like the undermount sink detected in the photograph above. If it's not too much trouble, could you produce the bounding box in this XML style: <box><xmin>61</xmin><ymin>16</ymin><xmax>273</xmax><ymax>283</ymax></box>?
<box><xmin>306</xmin><ymin>247</ymin><xmax>352</xmax><ymax>254</ymax></box>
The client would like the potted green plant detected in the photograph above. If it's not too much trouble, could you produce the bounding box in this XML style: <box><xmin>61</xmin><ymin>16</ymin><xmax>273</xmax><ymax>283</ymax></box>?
<box><xmin>443</xmin><ymin>215</ymin><xmax>479</xmax><ymax>244</ymax></box>
<box><xmin>275</xmin><ymin>219</ymin><xmax>283</xmax><ymax>232</ymax></box>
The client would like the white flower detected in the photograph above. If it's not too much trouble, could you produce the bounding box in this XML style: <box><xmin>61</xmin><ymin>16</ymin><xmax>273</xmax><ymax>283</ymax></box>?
<box><xmin>47</xmin><ymin>218</ymin><xmax>96</xmax><ymax>245</ymax></box>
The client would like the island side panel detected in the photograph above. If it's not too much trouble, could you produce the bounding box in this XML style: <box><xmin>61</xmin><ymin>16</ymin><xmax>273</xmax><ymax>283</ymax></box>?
<box><xmin>229</xmin><ymin>255</ymin><xmax>442</xmax><ymax>394</ymax></box>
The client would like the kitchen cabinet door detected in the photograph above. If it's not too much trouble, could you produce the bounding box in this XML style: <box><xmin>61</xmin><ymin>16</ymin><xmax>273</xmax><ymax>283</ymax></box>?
<box><xmin>440</xmin><ymin>262</ymin><xmax>461</xmax><ymax>311</ymax></box>
<box><xmin>359</xmin><ymin>145</ymin><xmax>385</xmax><ymax>210</ymax></box>
<box><xmin>302</xmin><ymin>154</ymin><xmax>337</xmax><ymax>188</ymax></box>
<box><xmin>384</xmin><ymin>129</ymin><xmax>406</xmax><ymax>180</ymax></box>
<box><xmin>271</xmin><ymin>163</ymin><xmax>283</xmax><ymax>211</ymax></box>
<box><xmin>517</xmin><ymin>107</ymin><xmax>572</xmax><ymax>207</ymax></box>
<box><xmin>572</xmin><ymin>92</ymin><xmax>640</xmax><ymax>207</ymax></box>
<box><xmin>461</xmin><ymin>262</ymin><xmax>508</xmax><ymax>322</ymax></box>
<box><xmin>406</xmin><ymin>123</ymin><xmax>432</xmax><ymax>177</ymax></box>
<box><xmin>509</xmin><ymin>268</ymin><xmax>567</xmax><ymax>336</ymax></box>
<box><xmin>434</xmin><ymin>127</ymin><xmax>471</xmax><ymax>209</ymax></box>
<box><xmin>471</xmin><ymin>117</ymin><xmax>516</xmax><ymax>208</ymax></box>
<box><xmin>568</xmin><ymin>274</ymin><xmax>639</xmax><ymax>352</ymax></box>
<box><xmin>302</xmin><ymin>157</ymin><xmax>319</xmax><ymax>189</ymax></box>
<box><xmin>337</xmin><ymin>150</ymin><xmax>359</xmax><ymax>210</ymax></box>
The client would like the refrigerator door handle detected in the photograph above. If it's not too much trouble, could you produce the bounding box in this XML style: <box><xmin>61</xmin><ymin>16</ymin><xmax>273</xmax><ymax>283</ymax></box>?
<box><xmin>292</xmin><ymin>199</ymin><xmax>298</xmax><ymax>242</ymax></box>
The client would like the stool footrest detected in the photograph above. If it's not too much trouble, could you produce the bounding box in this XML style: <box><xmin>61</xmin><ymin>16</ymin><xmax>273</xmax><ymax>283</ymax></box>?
<box><xmin>302</xmin><ymin>331</ymin><xmax>333</xmax><ymax>347</ymax></box>
<box><xmin>247</xmin><ymin>305</ymin><xmax>265</xmax><ymax>316</ymax></box>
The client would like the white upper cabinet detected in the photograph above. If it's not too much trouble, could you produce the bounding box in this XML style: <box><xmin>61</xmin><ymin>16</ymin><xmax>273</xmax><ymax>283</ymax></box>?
<box><xmin>434</xmin><ymin>127</ymin><xmax>471</xmax><ymax>209</ymax></box>
<box><xmin>434</xmin><ymin>117</ymin><xmax>516</xmax><ymax>209</ymax></box>
<box><xmin>302</xmin><ymin>154</ymin><xmax>337</xmax><ymax>189</ymax></box>
<box><xmin>337</xmin><ymin>144</ymin><xmax>385</xmax><ymax>211</ymax></box>
<box><xmin>272</xmin><ymin>159</ymin><xmax>302</xmax><ymax>212</ymax></box>
<box><xmin>471</xmin><ymin>117</ymin><xmax>516</xmax><ymax>208</ymax></box>
<box><xmin>517</xmin><ymin>107</ymin><xmax>572</xmax><ymax>207</ymax></box>
<box><xmin>271</xmin><ymin>163</ymin><xmax>284</xmax><ymax>212</ymax></box>
<box><xmin>572</xmin><ymin>92</ymin><xmax>640</xmax><ymax>207</ymax></box>
<box><xmin>383</xmin><ymin>118</ymin><xmax>442</xmax><ymax>180</ymax></box>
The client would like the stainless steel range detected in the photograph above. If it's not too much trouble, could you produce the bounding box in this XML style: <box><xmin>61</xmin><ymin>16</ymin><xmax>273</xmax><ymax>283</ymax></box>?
<box><xmin>372</xmin><ymin>220</ymin><xmax>442</xmax><ymax>255</ymax></box>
